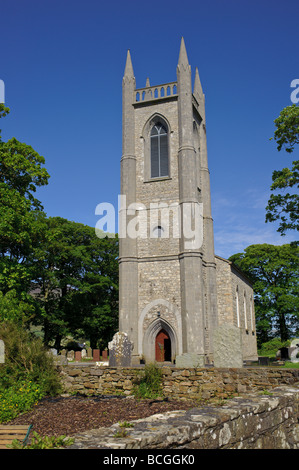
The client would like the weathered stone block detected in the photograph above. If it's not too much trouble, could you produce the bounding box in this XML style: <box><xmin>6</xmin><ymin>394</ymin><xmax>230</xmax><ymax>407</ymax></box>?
<box><xmin>90</xmin><ymin>368</ymin><xmax>104</xmax><ymax>376</ymax></box>
<box><xmin>176</xmin><ymin>353</ymin><xmax>205</xmax><ymax>368</ymax></box>
<box><xmin>83</xmin><ymin>382</ymin><xmax>97</xmax><ymax>389</ymax></box>
<box><xmin>213</xmin><ymin>324</ymin><xmax>243</xmax><ymax>368</ymax></box>
<box><xmin>68</xmin><ymin>368</ymin><xmax>82</xmax><ymax>377</ymax></box>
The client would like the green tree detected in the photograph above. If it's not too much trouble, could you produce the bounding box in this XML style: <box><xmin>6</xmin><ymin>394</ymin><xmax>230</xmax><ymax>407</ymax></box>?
<box><xmin>229</xmin><ymin>244</ymin><xmax>299</xmax><ymax>345</ymax></box>
<box><xmin>266</xmin><ymin>104</ymin><xmax>299</xmax><ymax>235</ymax></box>
<box><xmin>0</xmin><ymin>289</ymin><xmax>34</xmax><ymax>324</ymax></box>
<box><xmin>76</xmin><ymin>234</ymin><xmax>119</xmax><ymax>350</ymax></box>
<box><xmin>0</xmin><ymin>106</ymin><xmax>119</xmax><ymax>349</ymax></box>
<box><xmin>31</xmin><ymin>217</ymin><xmax>119</xmax><ymax>350</ymax></box>
<box><xmin>0</xmin><ymin>105</ymin><xmax>49</xmax><ymax>300</ymax></box>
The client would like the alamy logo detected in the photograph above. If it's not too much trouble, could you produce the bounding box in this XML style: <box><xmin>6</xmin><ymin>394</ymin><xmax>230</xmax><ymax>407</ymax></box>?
<box><xmin>0</xmin><ymin>80</ymin><xmax>4</xmax><ymax>104</ymax></box>
<box><xmin>290</xmin><ymin>79</ymin><xmax>299</xmax><ymax>104</ymax></box>
<box><xmin>95</xmin><ymin>195</ymin><xmax>204</xmax><ymax>250</ymax></box>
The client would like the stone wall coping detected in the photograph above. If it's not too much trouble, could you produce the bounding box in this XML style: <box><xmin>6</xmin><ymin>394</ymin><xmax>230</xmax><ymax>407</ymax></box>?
<box><xmin>61</xmin><ymin>364</ymin><xmax>299</xmax><ymax>372</ymax></box>
<box><xmin>68</xmin><ymin>383</ymin><xmax>299</xmax><ymax>449</ymax></box>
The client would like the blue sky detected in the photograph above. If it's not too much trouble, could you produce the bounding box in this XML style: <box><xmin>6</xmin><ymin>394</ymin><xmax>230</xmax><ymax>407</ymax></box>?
<box><xmin>1</xmin><ymin>0</ymin><xmax>298</xmax><ymax>258</ymax></box>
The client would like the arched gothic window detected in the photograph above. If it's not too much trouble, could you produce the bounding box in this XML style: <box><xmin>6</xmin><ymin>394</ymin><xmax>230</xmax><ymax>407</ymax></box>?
<box><xmin>150</xmin><ymin>122</ymin><xmax>169</xmax><ymax>178</ymax></box>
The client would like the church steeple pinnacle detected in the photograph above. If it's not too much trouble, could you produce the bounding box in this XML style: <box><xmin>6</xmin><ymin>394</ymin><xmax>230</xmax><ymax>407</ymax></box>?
<box><xmin>123</xmin><ymin>49</ymin><xmax>134</xmax><ymax>79</ymax></box>
<box><xmin>177</xmin><ymin>37</ymin><xmax>193</xmax><ymax>148</ymax></box>
<box><xmin>193</xmin><ymin>67</ymin><xmax>205</xmax><ymax>121</ymax></box>
<box><xmin>194</xmin><ymin>67</ymin><xmax>203</xmax><ymax>98</ymax></box>
<box><xmin>178</xmin><ymin>37</ymin><xmax>189</xmax><ymax>68</ymax></box>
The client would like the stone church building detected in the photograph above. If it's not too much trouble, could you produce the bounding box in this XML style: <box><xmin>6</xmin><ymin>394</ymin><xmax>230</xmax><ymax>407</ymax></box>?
<box><xmin>118</xmin><ymin>38</ymin><xmax>258</xmax><ymax>366</ymax></box>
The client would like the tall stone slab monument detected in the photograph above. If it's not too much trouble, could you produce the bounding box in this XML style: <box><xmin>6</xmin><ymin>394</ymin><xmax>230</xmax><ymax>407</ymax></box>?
<box><xmin>108</xmin><ymin>332</ymin><xmax>133</xmax><ymax>367</ymax></box>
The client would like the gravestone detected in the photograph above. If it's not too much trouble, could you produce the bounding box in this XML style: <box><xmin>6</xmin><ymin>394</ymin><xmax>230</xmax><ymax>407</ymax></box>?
<box><xmin>279</xmin><ymin>347</ymin><xmax>289</xmax><ymax>360</ymax></box>
<box><xmin>213</xmin><ymin>324</ymin><xmax>243</xmax><ymax>368</ymax></box>
<box><xmin>102</xmin><ymin>349</ymin><xmax>108</xmax><ymax>360</ymax></box>
<box><xmin>67</xmin><ymin>350</ymin><xmax>74</xmax><ymax>361</ymax></box>
<box><xmin>0</xmin><ymin>340</ymin><xmax>4</xmax><ymax>364</ymax></box>
<box><xmin>290</xmin><ymin>338</ymin><xmax>299</xmax><ymax>363</ymax></box>
<box><xmin>93</xmin><ymin>349</ymin><xmax>100</xmax><ymax>361</ymax></box>
<box><xmin>108</xmin><ymin>332</ymin><xmax>133</xmax><ymax>367</ymax></box>
<box><xmin>81</xmin><ymin>348</ymin><xmax>87</xmax><ymax>358</ymax></box>
<box><xmin>55</xmin><ymin>354</ymin><xmax>68</xmax><ymax>365</ymax></box>
<box><xmin>87</xmin><ymin>347</ymin><xmax>92</xmax><ymax>358</ymax></box>
<box><xmin>259</xmin><ymin>356</ymin><xmax>270</xmax><ymax>366</ymax></box>
<box><xmin>75</xmin><ymin>351</ymin><xmax>81</xmax><ymax>361</ymax></box>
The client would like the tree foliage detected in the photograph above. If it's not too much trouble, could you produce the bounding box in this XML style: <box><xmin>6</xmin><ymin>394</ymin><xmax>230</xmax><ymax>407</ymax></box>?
<box><xmin>0</xmin><ymin>104</ymin><xmax>49</xmax><ymax>297</ymax></box>
<box><xmin>266</xmin><ymin>104</ymin><xmax>299</xmax><ymax>235</ymax></box>
<box><xmin>0</xmin><ymin>106</ymin><xmax>119</xmax><ymax>350</ymax></box>
<box><xmin>229</xmin><ymin>244</ymin><xmax>299</xmax><ymax>345</ymax></box>
<box><xmin>271</xmin><ymin>104</ymin><xmax>299</xmax><ymax>153</ymax></box>
<box><xmin>31</xmin><ymin>217</ymin><xmax>119</xmax><ymax>350</ymax></box>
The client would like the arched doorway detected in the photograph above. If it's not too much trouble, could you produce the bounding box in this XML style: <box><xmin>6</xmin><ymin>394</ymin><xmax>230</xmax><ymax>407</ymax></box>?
<box><xmin>155</xmin><ymin>329</ymin><xmax>171</xmax><ymax>362</ymax></box>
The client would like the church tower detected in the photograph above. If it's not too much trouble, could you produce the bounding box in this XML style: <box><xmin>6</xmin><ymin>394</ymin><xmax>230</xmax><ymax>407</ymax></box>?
<box><xmin>119</xmin><ymin>38</ymin><xmax>219</xmax><ymax>366</ymax></box>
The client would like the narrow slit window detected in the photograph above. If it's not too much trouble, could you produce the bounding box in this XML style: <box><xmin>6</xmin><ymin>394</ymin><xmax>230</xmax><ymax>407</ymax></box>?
<box><xmin>150</xmin><ymin>122</ymin><xmax>169</xmax><ymax>178</ymax></box>
<box><xmin>236</xmin><ymin>288</ymin><xmax>240</xmax><ymax>328</ymax></box>
<box><xmin>152</xmin><ymin>225</ymin><xmax>164</xmax><ymax>238</ymax></box>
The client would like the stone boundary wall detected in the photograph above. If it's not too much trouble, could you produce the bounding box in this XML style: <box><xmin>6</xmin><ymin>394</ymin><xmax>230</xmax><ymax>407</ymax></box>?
<box><xmin>69</xmin><ymin>383</ymin><xmax>299</xmax><ymax>449</ymax></box>
<box><xmin>58</xmin><ymin>365</ymin><xmax>299</xmax><ymax>399</ymax></box>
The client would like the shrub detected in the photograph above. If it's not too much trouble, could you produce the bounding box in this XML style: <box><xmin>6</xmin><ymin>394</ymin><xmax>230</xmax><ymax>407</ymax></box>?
<box><xmin>133</xmin><ymin>363</ymin><xmax>163</xmax><ymax>399</ymax></box>
<box><xmin>8</xmin><ymin>431</ymin><xmax>74</xmax><ymax>449</ymax></box>
<box><xmin>258</xmin><ymin>338</ymin><xmax>290</xmax><ymax>357</ymax></box>
<box><xmin>0</xmin><ymin>379</ymin><xmax>44</xmax><ymax>422</ymax></box>
<box><xmin>0</xmin><ymin>321</ymin><xmax>62</xmax><ymax>422</ymax></box>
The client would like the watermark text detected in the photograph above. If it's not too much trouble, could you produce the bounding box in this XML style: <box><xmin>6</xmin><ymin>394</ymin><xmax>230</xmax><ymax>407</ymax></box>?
<box><xmin>95</xmin><ymin>195</ymin><xmax>203</xmax><ymax>250</ymax></box>
<box><xmin>290</xmin><ymin>79</ymin><xmax>299</xmax><ymax>104</ymax></box>
<box><xmin>0</xmin><ymin>80</ymin><xmax>4</xmax><ymax>104</ymax></box>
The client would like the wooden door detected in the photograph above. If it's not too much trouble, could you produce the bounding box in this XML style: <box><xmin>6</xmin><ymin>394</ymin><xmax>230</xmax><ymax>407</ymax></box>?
<box><xmin>155</xmin><ymin>329</ymin><xmax>171</xmax><ymax>362</ymax></box>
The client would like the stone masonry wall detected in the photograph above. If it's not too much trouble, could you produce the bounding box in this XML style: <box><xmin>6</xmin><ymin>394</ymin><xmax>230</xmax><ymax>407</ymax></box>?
<box><xmin>215</xmin><ymin>255</ymin><xmax>258</xmax><ymax>361</ymax></box>
<box><xmin>59</xmin><ymin>365</ymin><xmax>299</xmax><ymax>400</ymax></box>
<box><xmin>69</xmin><ymin>383</ymin><xmax>299</xmax><ymax>449</ymax></box>
<box><xmin>138</xmin><ymin>259</ymin><xmax>181</xmax><ymax>333</ymax></box>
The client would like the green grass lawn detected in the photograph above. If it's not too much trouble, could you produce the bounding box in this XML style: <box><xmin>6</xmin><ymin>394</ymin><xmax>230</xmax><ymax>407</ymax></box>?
<box><xmin>282</xmin><ymin>361</ymin><xmax>299</xmax><ymax>368</ymax></box>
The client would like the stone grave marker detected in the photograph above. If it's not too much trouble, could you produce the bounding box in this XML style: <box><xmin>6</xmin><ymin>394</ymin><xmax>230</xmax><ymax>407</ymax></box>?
<box><xmin>67</xmin><ymin>350</ymin><xmax>74</xmax><ymax>361</ymax></box>
<box><xmin>93</xmin><ymin>349</ymin><xmax>100</xmax><ymax>361</ymax></box>
<box><xmin>108</xmin><ymin>332</ymin><xmax>133</xmax><ymax>367</ymax></box>
<box><xmin>102</xmin><ymin>349</ymin><xmax>108</xmax><ymax>360</ymax></box>
<box><xmin>290</xmin><ymin>338</ymin><xmax>299</xmax><ymax>363</ymax></box>
<box><xmin>55</xmin><ymin>354</ymin><xmax>68</xmax><ymax>365</ymax></box>
<box><xmin>213</xmin><ymin>324</ymin><xmax>243</xmax><ymax>368</ymax></box>
<box><xmin>258</xmin><ymin>356</ymin><xmax>270</xmax><ymax>366</ymax></box>
<box><xmin>75</xmin><ymin>351</ymin><xmax>81</xmax><ymax>361</ymax></box>
<box><xmin>87</xmin><ymin>347</ymin><xmax>92</xmax><ymax>358</ymax></box>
